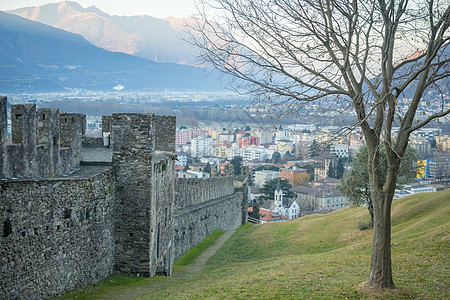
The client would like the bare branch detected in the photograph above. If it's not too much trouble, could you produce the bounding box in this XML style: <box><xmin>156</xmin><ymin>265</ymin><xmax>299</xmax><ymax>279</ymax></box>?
<box><xmin>409</xmin><ymin>108</ymin><xmax>450</xmax><ymax>133</ymax></box>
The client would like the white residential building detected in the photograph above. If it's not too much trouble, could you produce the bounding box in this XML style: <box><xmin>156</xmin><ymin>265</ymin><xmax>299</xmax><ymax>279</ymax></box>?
<box><xmin>258</xmin><ymin>130</ymin><xmax>273</xmax><ymax>144</ymax></box>
<box><xmin>191</xmin><ymin>136</ymin><xmax>213</xmax><ymax>158</ymax></box>
<box><xmin>240</xmin><ymin>148</ymin><xmax>261</xmax><ymax>161</ymax></box>
<box><xmin>254</xmin><ymin>170</ymin><xmax>281</xmax><ymax>188</ymax></box>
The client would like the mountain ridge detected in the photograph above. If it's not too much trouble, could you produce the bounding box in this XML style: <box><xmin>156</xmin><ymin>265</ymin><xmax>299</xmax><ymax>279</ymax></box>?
<box><xmin>0</xmin><ymin>11</ymin><xmax>223</xmax><ymax>93</ymax></box>
<box><xmin>7</xmin><ymin>1</ymin><xmax>198</xmax><ymax>64</ymax></box>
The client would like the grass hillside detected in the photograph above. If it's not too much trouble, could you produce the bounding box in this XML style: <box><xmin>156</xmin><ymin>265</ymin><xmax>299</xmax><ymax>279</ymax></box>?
<box><xmin>57</xmin><ymin>189</ymin><xmax>450</xmax><ymax>299</ymax></box>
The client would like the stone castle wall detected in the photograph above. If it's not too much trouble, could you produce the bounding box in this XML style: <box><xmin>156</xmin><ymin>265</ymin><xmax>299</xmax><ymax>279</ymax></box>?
<box><xmin>0</xmin><ymin>166</ymin><xmax>115</xmax><ymax>300</ymax></box>
<box><xmin>1</xmin><ymin>97</ymin><xmax>247</xmax><ymax>299</ymax></box>
<box><xmin>175</xmin><ymin>176</ymin><xmax>235</xmax><ymax>209</ymax></box>
<box><xmin>173</xmin><ymin>176</ymin><xmax>244</xmax><ymax>259</ymax></box>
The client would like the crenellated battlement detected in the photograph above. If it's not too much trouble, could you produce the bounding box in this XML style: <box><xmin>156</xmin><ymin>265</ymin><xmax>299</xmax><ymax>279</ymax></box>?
<box><xmin>0</xmin><ymin>97</ymin><xmax>86</xmax><ymax>179</ymax></box>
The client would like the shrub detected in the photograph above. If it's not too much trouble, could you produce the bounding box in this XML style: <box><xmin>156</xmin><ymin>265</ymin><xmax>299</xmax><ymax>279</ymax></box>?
<box><xmin>357</xmin><ymin>219</ymin><xmax>372</xmax><ymax>231</ymax></box>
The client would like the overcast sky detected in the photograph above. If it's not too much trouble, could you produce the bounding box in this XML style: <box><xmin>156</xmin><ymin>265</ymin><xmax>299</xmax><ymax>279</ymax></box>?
<box><xmin>0</xmin><ymin>0</ymin><xmax>198</xmax><ymax>18</ymax></box>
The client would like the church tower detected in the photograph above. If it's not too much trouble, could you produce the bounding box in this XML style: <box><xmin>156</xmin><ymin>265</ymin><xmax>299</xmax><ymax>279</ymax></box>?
<box><xmin>274</xmin><ymin>179</ymin><xmax>283</xmax><ymax>214</ymax></box>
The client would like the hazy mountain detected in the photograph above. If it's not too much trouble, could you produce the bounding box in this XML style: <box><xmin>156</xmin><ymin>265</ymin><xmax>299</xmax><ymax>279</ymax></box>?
<box><xmin>0</xmin><ymin>12</ymin><xmax>223</xmax><ymax>93</ymax></box>
<box><xmin>7</xmin><ymin>1</ymin><xmax>198</xmax><ymax>64</ymax></box>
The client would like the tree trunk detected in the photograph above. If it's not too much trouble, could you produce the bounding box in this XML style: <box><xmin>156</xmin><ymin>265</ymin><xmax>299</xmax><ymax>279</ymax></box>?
<box><xmin>365</xmin><ymin>138</ymin><xmax>397</xmax><ymax>289</ymax></box>
<box><xmin>367</xmin><ymin>192</ymin><xmax>395</xmax><ymax>289</ymax></box>
<box><xmin>366</xmin><ymin>199</ymin><xmax>374</xmax><ymax>227</ymax></box>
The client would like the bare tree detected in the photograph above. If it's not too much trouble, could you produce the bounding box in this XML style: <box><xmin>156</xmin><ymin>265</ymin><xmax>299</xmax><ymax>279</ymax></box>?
<box><xmin>188</xmin><ymin>0</ymin><xmax>450</xmax><ymax>289</ymax></box>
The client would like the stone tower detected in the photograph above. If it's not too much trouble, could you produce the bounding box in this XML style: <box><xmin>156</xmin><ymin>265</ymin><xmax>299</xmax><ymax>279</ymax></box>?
<box><xmin>112</xmin><ymin>113</ymin><xmax>176</xmax><ymax>277</ymax></box>
<box><xmin>112</xmin><ymin>113</ymin><xmax>156</xmax><ymax>275</ymax></box>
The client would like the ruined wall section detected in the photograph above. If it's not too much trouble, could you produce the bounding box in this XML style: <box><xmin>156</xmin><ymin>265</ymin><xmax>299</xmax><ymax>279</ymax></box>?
<box><xmin>0</xmin><ymin>167</ymin><xmax>115</xmax><ymax>300</ymax></box>
<box><xmin>173</xmin><ymin>176</ymin><xmax>244</xmax><ymax>259</ymax></box>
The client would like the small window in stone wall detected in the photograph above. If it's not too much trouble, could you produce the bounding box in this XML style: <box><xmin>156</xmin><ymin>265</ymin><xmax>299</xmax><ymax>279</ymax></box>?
<box><xmin>3</xmin><ymin>219</ymin><xmax>12</xmax><ymax>237</ymax></box>
<box><xmin>15</xmin><ymin>114</ymin><xmax>22</xmax><ymax>119</ymax></box>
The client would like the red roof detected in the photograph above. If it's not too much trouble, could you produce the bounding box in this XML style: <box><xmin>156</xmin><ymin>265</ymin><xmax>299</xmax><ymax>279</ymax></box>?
<box><xmin>248</xmin><ymin>207</ymin><xmax>288</xmax><ymax>222</ymax></box>
<box><xmin>259</xmin><ymin>208</ymin><xmax>288</xmax><ymax>222</ymax></box>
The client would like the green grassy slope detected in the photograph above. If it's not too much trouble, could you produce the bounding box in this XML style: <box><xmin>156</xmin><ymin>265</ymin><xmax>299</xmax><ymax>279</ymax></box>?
<box><xmin>57</xmin><ymin>189</ymin><xmax>450</xmax><ymax>299</ymax></box>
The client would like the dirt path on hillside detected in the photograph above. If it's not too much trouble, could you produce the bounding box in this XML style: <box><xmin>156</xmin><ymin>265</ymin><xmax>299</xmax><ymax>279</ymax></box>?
<box><xmin>110</xmin><ymin>231</ymin><xmax>235</xmax><ymax>300</ymax></box>
<box><xmin>176</xmin><ymin>230</ymin><xmax>235</xmax><ymax>277</ymax></box>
